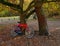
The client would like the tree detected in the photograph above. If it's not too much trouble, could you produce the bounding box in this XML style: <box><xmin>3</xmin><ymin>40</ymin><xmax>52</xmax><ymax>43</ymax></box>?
<box><xmin>34</xmin><ymin>0</ymin><xmax>49</xmax><ymax>35</ymax></box>
<box><xmin>0</xmin><ymin>0</ymin><xmax>60</xmax><ymax>36</ymax></box>
<box><xmin>0</xmin><ymin>0</ymin><xmax>35</xmax><ymax>34</ymax></box>
<box><xmin>34</xmin><ymin>0</ymin><xmax>60</xmax><ymax>35</ymax></box>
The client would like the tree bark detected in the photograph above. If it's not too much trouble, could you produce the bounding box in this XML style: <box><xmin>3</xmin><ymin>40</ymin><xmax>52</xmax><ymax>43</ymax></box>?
<box><xmin>19</xmin><ymin>0</ymin><xmax>26</xmax><ymax>23</ymax></box>
<box><xmin>34</xmin><ymin>0</ymin><xmax>49</xmax><ymax>36</ymax></box>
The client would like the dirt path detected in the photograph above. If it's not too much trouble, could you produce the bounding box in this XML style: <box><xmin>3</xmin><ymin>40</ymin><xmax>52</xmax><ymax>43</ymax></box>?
<box><xmin>0</xmin><ymin>20</ymin><xmax>60</xmax><ymax>46</ymax></box>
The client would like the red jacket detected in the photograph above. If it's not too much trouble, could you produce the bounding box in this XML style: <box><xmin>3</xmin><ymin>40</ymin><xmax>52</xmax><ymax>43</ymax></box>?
<box><xmin>17</xmin><ymin>23</ymin><xmax>27</xmax><ymax>29</ymax></box>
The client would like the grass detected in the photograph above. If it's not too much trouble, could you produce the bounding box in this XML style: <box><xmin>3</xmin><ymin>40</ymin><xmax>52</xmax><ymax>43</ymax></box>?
<box><xmin>47</xmin><ymin>17</ymin><xmax>60</xmax><ymax>21</ymax></box>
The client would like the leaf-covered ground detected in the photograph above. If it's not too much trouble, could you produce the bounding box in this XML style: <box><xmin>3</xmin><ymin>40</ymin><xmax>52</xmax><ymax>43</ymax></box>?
<box><xmin>0</xmin><ymin>20</ymin><xmax>60</xmax><ymax>46</ymax></box>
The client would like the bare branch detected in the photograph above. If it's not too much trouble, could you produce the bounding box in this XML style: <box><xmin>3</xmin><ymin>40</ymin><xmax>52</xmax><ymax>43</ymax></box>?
<box><xmin>0</xmin><ymin>0</ymin><xmax>22</xmax><ymax>11</ymax></box>
<box><xmin>36</xmin><ymin>0</ymin><xmax>60</xmax><ymax>3</ymax></box>
<box><xmin>25</xmin><ymin>9</ymin><xmax>35</xmax><ymax>19</ymax></box>
<box><xmin>11</xmin><ymin>7</ymin><xmax>21</xmax><ymax>13</ymax></box>
<box><xmin>46</xmin><ymin>0</ymin><xmax>60</xmax><ymax>2</ymax></box>
<box><xmin>24</xmin><ymin>1</ymin><xmax>34</xmax><ymax>13</ymax></box>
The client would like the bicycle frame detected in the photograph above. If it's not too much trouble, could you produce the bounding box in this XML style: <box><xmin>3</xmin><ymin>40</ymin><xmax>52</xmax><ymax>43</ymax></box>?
<box><xmin>11</xmin><ymin>23</ymin><xmax>34</xmax><ymax>38</ymax></box>
<box><xmin>17</xmin><ymin>23</ymin><xmax>28</xmax><ymax>31</ymax></box>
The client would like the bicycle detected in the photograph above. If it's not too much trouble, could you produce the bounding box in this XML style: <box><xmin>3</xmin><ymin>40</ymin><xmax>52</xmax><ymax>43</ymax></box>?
<box><xmin>10</xmin><ymin>22</ymin><xmax>34</xmax><ymax>38</ymax></box>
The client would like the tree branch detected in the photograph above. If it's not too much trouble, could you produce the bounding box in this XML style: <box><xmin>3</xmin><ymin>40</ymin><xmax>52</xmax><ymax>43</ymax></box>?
<box><xmin>46</xmin><ymin>0</ymin><xmax>60</xmax><ymax>2</ymax></box>
<box><xmin>0</xmin><ymin>0</ymin><xmax>22</xmax><ymax>11</ymax></box>
<box><xmin>24</xmin><ymin>1</ymin><xmax>34</xmax><ymax>13</ymax></box>
<box><xmin>25</xmin><ymin>9</ymin><xmax>35</xmax><ymax>19</ymax></box>
<box><xmin>11</xmin><ymin>7</ymin><xmax>21</xmax><ymax>13</ymax></box>
<box><xmin>36</xmin><ymin>0</ymin><xmax>60</xmax><ymax>3</ymax></box>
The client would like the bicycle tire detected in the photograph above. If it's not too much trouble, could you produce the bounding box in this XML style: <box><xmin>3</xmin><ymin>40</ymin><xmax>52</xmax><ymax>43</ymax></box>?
<box><xmin>25</xmin><ymin>26</ymin><xmax>34</xmax><ymax>38</ymax></box>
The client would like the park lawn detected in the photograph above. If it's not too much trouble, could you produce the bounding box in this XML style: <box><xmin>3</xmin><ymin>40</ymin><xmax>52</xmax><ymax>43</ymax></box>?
<box><xmin>0</xmin><ymin>24</ymin><xmax>15</xmax><ymax>32</ymax></box>
<box><xmin>47</xmin><ymin>17</ymin><xmax>60</xmax><ymax>21</ymax></box>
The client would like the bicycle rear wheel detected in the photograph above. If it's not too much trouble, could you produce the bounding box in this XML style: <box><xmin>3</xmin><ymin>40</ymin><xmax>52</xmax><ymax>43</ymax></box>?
<box><xmin>25</xmin><ymin>26</ymin><xmax>34</xmax><ymax>38</ymax></box>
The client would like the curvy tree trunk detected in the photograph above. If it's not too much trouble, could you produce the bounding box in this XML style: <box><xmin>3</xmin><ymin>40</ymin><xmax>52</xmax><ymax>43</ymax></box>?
<box><xmin>34</xmin><ymin>0</ymin><xmax>49</xmax><ymax>36</ymax></box>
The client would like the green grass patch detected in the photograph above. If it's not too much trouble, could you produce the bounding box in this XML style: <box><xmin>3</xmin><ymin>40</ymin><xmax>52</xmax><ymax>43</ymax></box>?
<box><xmin>47</xmin><ymin>18</ymin><xmax>60</xmax><ymax>21</ymax></box>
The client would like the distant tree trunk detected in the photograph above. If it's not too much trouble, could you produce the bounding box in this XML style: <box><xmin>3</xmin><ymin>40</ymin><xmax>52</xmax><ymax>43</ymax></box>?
<box><xmin>34</xmin><ymin>0</ymin><xmax>49</xmax><ymax>36</ymax></box>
